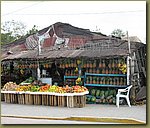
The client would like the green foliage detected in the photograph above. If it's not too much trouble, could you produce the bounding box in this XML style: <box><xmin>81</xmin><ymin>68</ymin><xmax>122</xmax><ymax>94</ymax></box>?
<box><xmin>1</xmin><ymin>33</ymin><xmax>16</xmax><ymax>45</ymax></box>
<box><xmin>111</xmin><ymin>29</ymin><xmax>126</xmax><ymax>38</ymax></box>
<box><xmin>1</xmin><ymin>20</ymin><xmax>39</xmax><ymax>45</ymax></box>
<box><xmin>26</xmin><ymin>25</ymin><xmax>38</xmax><ymax>36</ymax></box>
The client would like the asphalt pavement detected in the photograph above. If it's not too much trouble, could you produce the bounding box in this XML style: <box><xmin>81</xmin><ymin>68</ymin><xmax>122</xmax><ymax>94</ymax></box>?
<box><xmin>1</xmin><ymin>117</ymin><xmax>119</xmax><ymax>124</ymax></box>
<box><xmin>1</xmin><ymin>102</ymin><xmax>146</xmax><ymax>124</ymax></box>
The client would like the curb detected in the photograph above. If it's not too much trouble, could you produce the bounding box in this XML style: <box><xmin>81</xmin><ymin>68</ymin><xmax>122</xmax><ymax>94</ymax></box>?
<box><xmin>1</xmin><ymin>115</ymin><xmax>145</xmax><ymax>124</ymax></box>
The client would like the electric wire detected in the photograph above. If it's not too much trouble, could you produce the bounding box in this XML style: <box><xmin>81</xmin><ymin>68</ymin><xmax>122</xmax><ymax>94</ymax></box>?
<box><xmin>3</xmin><ymin>10</ymin><xmax>144</xmax><ymax>16</ymax></box>
<box><xmin>2</xmin><ymin>1</ymin><xmax>44</xmax><ymax>16</ymax></box>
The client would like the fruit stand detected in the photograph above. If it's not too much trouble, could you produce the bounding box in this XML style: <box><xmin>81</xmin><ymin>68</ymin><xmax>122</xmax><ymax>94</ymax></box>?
<box><xmin>1</xmin><ymin>56</ymin><xmax>129</xmax><ymax>105</ymax></box>
<box><xmin>1</xmin><ymin>82</ymin><xmax>89</xmax><ymax>108</ymax></box>
<box><xmin>1</xmin><ymin>39</ymin><xmax>146</xmax><ymax>106</ymax></box>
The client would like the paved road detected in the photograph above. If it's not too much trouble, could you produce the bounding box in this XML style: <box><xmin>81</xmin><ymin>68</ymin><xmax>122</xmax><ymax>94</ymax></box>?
<box><xmin>1</xmin><ymin>102</ymin><xmax>146</xmax><ymax>124</ymax></box>
<box><xmin>1</xmin><ymin>117</ymin><xmax>110</xmax><ymax>124</ymax></box>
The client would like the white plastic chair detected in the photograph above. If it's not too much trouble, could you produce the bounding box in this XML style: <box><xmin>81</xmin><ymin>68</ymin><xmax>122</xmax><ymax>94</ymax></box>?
<box><xmin>116</xmin><ymin>85</ymin><xmax>133</xmax><ymax>108</ymax></box>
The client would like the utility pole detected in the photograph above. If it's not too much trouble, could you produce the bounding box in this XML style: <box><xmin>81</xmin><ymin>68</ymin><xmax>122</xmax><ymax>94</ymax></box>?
<box><xmin>127</xmin><ymin>31</ymin><xmax>131</xmax><ymax>55</ymax></box>
<box><xmin>126</xmin><ymin>31</ymin><xmax>131</xmax><ymax>85</ymax></box>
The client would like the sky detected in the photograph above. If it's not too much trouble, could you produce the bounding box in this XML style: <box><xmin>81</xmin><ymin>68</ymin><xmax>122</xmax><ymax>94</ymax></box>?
<box><xmin>1</xmin><ymin>1</ymin><xmax>146</xmax><ymax>43</ymax></box>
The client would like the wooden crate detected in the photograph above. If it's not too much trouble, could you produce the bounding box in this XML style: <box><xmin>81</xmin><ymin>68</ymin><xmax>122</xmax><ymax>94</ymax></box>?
<box><xmin>67</xmin><ymin>96</ymin><xmax>74</xmax><ymax>108</ymax></box>
<box><xmin>33</xmin><ymin>94</ymin><xmax>42</xmax><ymax>105</ymax></box>
<box><xmin>2</xmin><ymin>91</ymin><xmax>89</xmax><ymax>108</ymax></box>
<box><xmin>10</xmin><ymin>93</ymin><xmax>18</xmax><ymax>104</ymax></box>
<box><xmin>4</xmin><ymin>93</ymin><xmax>11</xmax><ymax>103</ymax></box>
<box><xmin>75</xmin><ymin>95</ymin><xmax>86</xmax><ymax>108</ymax></box>
<box><xmin>17</xmin><ymin>94</ymin><xmax>25</xmax><ymax>104</ymax></box>
<box><xmin>42</xmin><ymin>94</ymin><xmax>49</xmax><ymax>106</ymax></box>
<box><xmin>1</xmin><ymin>93</ymin><xmax>5</xmax><ymax>101</ymax></box>
<box><xmin>67</xmin><ymin>95</ymin><xmax>86</xmax><ymax>108</ymax></box>
<box><xmin>49</xmin><ymin>95</ymin><xmax>57</xmax><ymax>106</ymax></box>
<box><xmin>57</xmin><ymin>96</ymin><xmax>66</xmax><ymax>107</ymax></box>
<box><xmin>25</xmin><ymin>94</ymin><xmax>33</xmax><ymax>105</ymax></box>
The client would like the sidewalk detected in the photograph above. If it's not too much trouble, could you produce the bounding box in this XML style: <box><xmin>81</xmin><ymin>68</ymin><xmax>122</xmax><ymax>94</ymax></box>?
<box><xmin>1</xmin><ymin>102</ymin><xmax>146</xmax><ymax>124</ymax></box>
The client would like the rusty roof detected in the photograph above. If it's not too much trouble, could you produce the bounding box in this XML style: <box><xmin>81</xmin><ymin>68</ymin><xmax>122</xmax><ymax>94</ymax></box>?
<box><xmin>1</xmin><ymin>38</ymin><xmax>146</xmax><ymax>61</ymax></box>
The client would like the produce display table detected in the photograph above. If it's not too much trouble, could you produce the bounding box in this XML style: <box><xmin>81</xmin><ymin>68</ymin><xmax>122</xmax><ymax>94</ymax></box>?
<box><xmin>1</xmin><ymin>91</ymin><xmax>89</xmax><ymax>108</ymax></box>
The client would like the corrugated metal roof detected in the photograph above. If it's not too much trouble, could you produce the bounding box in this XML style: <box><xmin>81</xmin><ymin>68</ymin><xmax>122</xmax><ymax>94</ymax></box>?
<box><xmin>1</xmin><ymin>34</ymin><xmax>146</xmax><ymax>61</ymax></box>
<box><xmin>2</xmin><ymin>48</ymin><xmax>128</xmax><ymax>61</ymax></box>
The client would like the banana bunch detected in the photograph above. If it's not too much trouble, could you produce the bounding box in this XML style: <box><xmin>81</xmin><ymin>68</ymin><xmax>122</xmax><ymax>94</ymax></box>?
<box><xmin>118</xmin><ymin>63</ymin><xmax>127</xmax><ymax>74</ymax></box>
<box><xmin>76</xmin><ymin>77</ymin><xmax>82</xmax><ymax>85</ymax></box>
<box><xmin>74</xmin><ymin>67</ymin><xmax>78</xmax><ymax>73</ymax></box>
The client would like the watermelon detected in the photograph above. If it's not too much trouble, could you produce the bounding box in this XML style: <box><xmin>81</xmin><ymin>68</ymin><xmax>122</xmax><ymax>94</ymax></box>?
<box><xmin>87</xmin><ymin>97</ymin><xmax>91</xmax><ymax>102</ymax></box>
<box><xmin>112</xmin><ymin>90</ymin><xmax>117</xmax><ymax>96</ymax></box>
<box><xmin>96</xmin><ymin>90</ymin><xmax>100</xmax><ymax>97</ymax></box>
<box><xmin>104</xmin><ymin>91</ymin><xmax>109</xmax><ymax>98</ymax></box>
<box><xmin>100</xmin><ymin>94</ymin><xmax>105</xmax><ymax>99</ymax></box>
<box><xmin>99</xmin><ymin>90</ymin><xmax>105</xmax><ymax>99</ymax></box>
<box><xmin>91</xmin><ymin>89</ymin><xmax>96</xmax><ymax>96</ymax></box>
<box><xmin>109</xmin><ymin>90</ymin><xmax>114</xmax><ymax>96</ymax></box>
<box><xmin>91</xmin><ymin>96</ymin><xmax>96</xmax><ymax>102</ymax></box>
<box><xmin>100</xmin><ymin>90</ymin><xmax>104</xmax><ymax>96</ymax></box>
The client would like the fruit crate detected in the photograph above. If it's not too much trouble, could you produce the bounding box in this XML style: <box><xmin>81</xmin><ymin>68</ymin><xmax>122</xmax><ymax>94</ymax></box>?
<box><xmin>17</xmin><ymin>93</ymin><xmax>25</xmax><ymax>104</ymax></box>
<box><xmin>1</xmin><ymin>91</ymin><xmax>89</xmax><ymax>108</ymax></box>
<box><xmin>24</xmin><ymin>93</ymin><xmax>33</xmax><ymax>105</ymax></box>
<box><xmin>1</xmin><ymin>93</ymin><xmax>5</xmax><ymax>101</ymax></box>
<box><xmin>10</xmin><ymin>93</ymin><xmax>18</xmax><ymax>104</ymax></box>
<box><xmin>49</xmin><ymin>95</ymin><xmax>57</xmax><ymax>106</ymax></box>
<box><xmin>4</xmin><ymin>93</ymin><xmax>11</xmax><ymax>103</ymax></box>
<box><xmin>57</xmin><ymin>96</ymin><xmax>66</xmax><ymax>107</ymax></box>
<box><xmin>42</xmin><ymin>94</ymin><xmax>49</xmax><ymax>106</ymax></box>
<box><xmin>33</xmin><ymin>94</ymin><xmax>42</xmax><ymax>105</ymax></box>
<box><xmin>66</xmin><ymin>95</ymin><xmax>86</xmax><ymax>108</ymax></box>
<box><xmin>2</xmin><ymin>92</ymin><xmax>18</xmax><ymax>104</ymax></box>
<box><xmin>73</xmin><ymin>95</ymin><xmax>86</xmax><ymax>108</ymax></box>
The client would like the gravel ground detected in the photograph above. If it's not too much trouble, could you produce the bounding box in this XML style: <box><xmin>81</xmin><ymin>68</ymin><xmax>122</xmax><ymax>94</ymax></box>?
<box><xmin>1</xmin><ymin>102</ymin><xmax>146</xmax><ymax>124</ymax></box>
